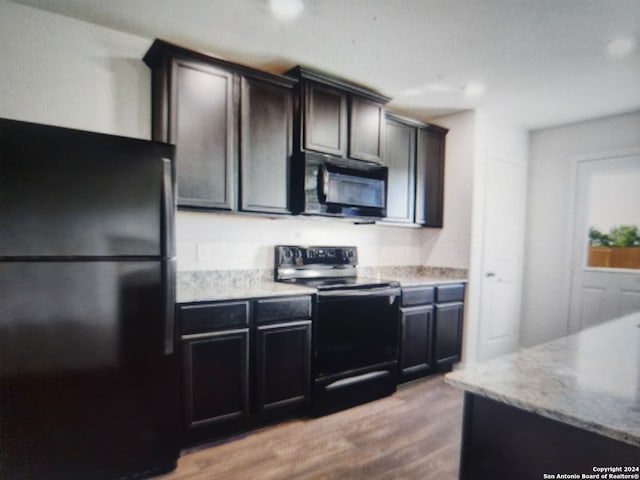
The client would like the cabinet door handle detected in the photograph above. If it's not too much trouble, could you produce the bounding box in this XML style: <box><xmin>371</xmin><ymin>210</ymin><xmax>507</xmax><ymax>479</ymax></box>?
<box><xmin>486</xmin><ymin>272</ymin><xmax>496</xmax><ymax>278</ymax></box>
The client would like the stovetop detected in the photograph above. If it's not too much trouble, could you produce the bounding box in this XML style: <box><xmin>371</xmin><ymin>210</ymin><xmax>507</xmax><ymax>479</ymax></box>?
<box><xmin>279</xmin><ymin>276</ymin><xmax>400</xmax><ymax>291</ymax></box>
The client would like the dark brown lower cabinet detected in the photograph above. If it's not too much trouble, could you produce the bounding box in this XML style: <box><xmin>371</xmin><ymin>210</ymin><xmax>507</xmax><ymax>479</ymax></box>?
<box><xmin>182</xmin><ymin>329</ymin><xmax>250</xmax><ymax>435</ymax></box>
<box><xmin>433</xmin><ymin>301</ymin><xmax>464</xmax><ymax>366</ymax></box>
<box><xmin>178</xmin><ymin>296</ymin><xmax>312</xmax><ymax>446</ymax></box>
<box><xmin>398</xmin><ymin>283</ymin><xmax>465</xmax><ymax>384</ymax></box>
<box><xmin>256</xmin><ymin>321</ymin><xmax>311</xmax><ymax>414</ymax></box>
<box><xmin>399</xmin><ymin>306</ymin><xmax>434</xmax><ymax>380</ymax></box>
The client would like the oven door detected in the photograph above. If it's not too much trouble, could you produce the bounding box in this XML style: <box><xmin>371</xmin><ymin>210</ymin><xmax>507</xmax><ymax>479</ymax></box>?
<box><xmin>314</xmin><ymin>286</ymin><xmax>401</xmax><ymax>380</ymax></box>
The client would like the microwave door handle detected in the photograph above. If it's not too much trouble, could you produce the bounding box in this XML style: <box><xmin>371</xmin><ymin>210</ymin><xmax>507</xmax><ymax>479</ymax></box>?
<box><xmin>318</xmin><ymin>165</ymin><xmax>329</xmax><ymax>203</ymax></box>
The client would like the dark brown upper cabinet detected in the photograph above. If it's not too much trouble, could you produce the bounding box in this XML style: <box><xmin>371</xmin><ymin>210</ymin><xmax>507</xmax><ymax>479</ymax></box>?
<box><xmin>416</xmin><ymin>124</ymin><xmax>448</xmax><ymax>227</ymax></box>
<box><xmin>382</xmin><ymin>112</ymin><xmax>448</xmax><ymax>227</ymax></box>
<box><xmin>286</xmin><ymin>66</ymin><xmax>389</xmax><ymax>164</ymax></box>
<box><xmin>144</xmin><ymin>39</ymin><xmax>296</xmax><ymax>213</ymax></box>
<box><xmin>240</xmin><ymin>76</ymin><xmax>293</xmax><ymax>214</ymax></box>
<box><xmin>171</xmin><ymin>59</ymin><xmax>236</xmax><ymax>210</ymax></box>
<box><xmin>350</xmin><ymin>96</ymin><xmax>385</xmax><ymax>162</ymax></box>
<box><xmin>384</xmin><ymin>116</ymin><xmax>416</xmax><ymax>224</ymax></box>
<box><xmin>304</xmin><ymin>82</ymin><xmax>347</xmax><ymax>156</ymax></box>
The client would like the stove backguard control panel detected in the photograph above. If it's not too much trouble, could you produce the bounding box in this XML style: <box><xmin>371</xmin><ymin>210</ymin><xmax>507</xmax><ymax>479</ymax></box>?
<box><xmin>275</xmin><ymin>245</ymin><xmax>358</xmax><ymax>267</ymax></box>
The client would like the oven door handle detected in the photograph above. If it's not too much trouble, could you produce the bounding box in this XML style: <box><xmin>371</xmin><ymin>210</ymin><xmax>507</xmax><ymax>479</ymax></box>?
<box><xmin>317</xmin><ymin>287</ymin><xmax>401</xmax><ymax>299</ymax></box>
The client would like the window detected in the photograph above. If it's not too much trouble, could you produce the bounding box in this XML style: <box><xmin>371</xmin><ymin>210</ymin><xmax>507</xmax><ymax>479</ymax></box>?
<box><xmin>586</xmin><ymin>171</ymin><xmax>640</xmax><ymax>270</ymax></box>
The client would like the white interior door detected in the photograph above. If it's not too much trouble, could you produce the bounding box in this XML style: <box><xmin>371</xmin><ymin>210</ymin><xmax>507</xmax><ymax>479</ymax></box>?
<box><xmin>569</xmin><ymin>153</ymin><xmax>640</xmax><ymax>333</ymax></box>
<box><xmin>477</xmin><ymin>154</ymin><xmax>526</xmax><ymax>361</ymax></box>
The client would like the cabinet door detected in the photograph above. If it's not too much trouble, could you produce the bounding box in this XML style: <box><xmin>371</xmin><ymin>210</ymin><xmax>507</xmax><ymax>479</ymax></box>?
<box><xmin>416</xmin><ymin>127</ymin><xmax>446</xmax><ymax>227</ymax></box>
<box><xmin>182</xmin><ymin>329</ymin><xmax>249</xmax><ymax>429</ymax></box>
<box><xmin>240</xmin><ymin>77</ymin><xmax>292</xmax><ymax>214</ymax></box>
<box><xmin>256</xmin><ymin>321</ymin><xmax>311</xmax><ymax>413</ymax></box>
<box><xmin>400</xmin><ymin>306</ymin><xmax>434</xmax><ymax>378</ymax></box>
<box><xmin>384</xmin><ymin>119</ymin><xmax>416</xmax><ymax>223</ymax></box>
<box><xmin>434</xmin><ymin>302</ymin><xmax>464</xmax><ymax>366</ymax></box>
<box><xmin>350</xmin><ymin>96</ymin><xmax>384</xmax><ymax>163</ymax></box>
<box><xmin>172</xmin><ymin>59</ymin><xmax>236</xmax><ymax>209</ymax></box>
<box><xmin>304</xmin><ymin>82</ymin><xmax>347</xmax><ymax>156</ymax></box>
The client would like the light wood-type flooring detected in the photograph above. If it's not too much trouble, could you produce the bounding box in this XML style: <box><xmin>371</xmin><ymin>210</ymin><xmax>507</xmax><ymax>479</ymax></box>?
<box><xmin>156</xmin><ymin>374</ymin><xmax>463</xmax><ymax>480</ymax></box>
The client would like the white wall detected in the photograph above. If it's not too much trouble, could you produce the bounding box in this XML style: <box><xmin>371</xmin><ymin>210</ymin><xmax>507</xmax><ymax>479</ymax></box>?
<box><xmin>0</xmin><ymin>0</ymin><xmax>151</xmax><ymax>138</ymax></box>
<box><xmin>441</xmin><ymin>110</ymin><xmax>529</xmax><ymax>366</ymax></box>
<box><xmin>2</xmin><ymin>1</ymin><xmax>474</xmax><ymax>272</ymax></box>
<box><xmin>522</xmin><ymin>110</ymin><xmax>640</xmax><ymax>347</ymax></box>
<box><xmin>177</xmin><ymin>213</ymin><xmax>426</xmax><ymax>270</ymax></box>
<box><xmin>424</xmin><ymin>111</ymin><xmax>475</xmax><ymax>270</ymax></box>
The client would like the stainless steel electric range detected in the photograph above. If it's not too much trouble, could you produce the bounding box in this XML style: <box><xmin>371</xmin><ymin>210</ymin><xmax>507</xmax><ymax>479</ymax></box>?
<box><xmin>275</xmin><ymin>245</ymin><xmax>401</xmax><ymax>416</ymax></box>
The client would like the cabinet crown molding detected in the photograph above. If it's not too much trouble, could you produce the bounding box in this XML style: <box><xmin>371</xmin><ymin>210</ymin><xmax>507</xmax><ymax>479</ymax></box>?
<box><xmin>385</xmin><ymin>111</ymin><xmax>449</xmax><ymax>135</ymax></box>
<box><xmin>143</xmin><ymin>39</ymin><xmax>297</xmax><ymax>88</ymax></box>
<box><xmin>285</xmin><ymin>66</ymin><xmax>391</xmax><ymax>104</ymax></box>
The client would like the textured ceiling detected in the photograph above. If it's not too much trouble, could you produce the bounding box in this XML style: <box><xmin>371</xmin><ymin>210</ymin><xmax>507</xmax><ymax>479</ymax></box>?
<box><xmin>11</xmin><ymin>0</ymin><xmax>640</xmax><ymax>129</ymax></box>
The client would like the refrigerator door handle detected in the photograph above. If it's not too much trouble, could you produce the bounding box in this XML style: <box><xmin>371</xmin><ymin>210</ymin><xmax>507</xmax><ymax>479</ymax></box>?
<box><xmin>162</xmin><ymin>158</ymin><xmax>176</xmax><ymax>259</ymax></box>
<box><xmin>164</xmin><ymin>258</ymin><xmax>177</xmax><ymax>355</ymax></box>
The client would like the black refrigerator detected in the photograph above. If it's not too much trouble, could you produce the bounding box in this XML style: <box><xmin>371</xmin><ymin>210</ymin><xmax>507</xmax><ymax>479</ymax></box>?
<box><xmin>0</xmin><ymin>118</ymin><xmax>180</xmax><ymax>479</ymax></box>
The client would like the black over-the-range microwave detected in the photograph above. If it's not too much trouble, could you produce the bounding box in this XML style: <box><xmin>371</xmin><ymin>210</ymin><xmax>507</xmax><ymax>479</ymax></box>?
<box><xmin>290</xmin><ymin>152</ymin><xmax>388</xmax><ymax>219</ymax></box>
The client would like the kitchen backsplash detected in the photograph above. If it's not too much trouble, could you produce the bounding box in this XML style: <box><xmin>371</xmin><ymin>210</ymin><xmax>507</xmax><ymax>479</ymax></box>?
<box><xmin>176</xmin><ymin>211</ymin><xmax>469</xmax><ymax>271</ymax></box>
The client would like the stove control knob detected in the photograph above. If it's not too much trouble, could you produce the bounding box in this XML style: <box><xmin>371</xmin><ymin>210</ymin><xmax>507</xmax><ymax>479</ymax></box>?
<box><xmin>282</xmin><ymin>248</ymin><xmax>297</xmax><ymax>263</ymax></box>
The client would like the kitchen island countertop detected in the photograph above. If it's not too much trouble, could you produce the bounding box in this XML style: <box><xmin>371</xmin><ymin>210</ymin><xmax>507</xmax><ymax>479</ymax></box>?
<box><xmin>445</xmin><ymin>311</ymin><xmax>640</xmax><ymax>447</ymax></box>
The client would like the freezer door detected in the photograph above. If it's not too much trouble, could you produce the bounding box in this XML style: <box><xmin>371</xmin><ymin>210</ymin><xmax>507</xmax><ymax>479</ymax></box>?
<box><xmin>0</xmin><ymin>260</ymin><xmax>179</xmax><ymax>479</ymax></box>
<box><xmin>0</xmin><ymin>118</ymin><xmax>175</xmax><ymax>258</ymax></box>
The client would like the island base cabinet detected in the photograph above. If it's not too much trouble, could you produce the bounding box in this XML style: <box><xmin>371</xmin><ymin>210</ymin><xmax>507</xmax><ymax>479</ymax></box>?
<box><xmin>256</xmin><ymin>321</ymin><xmax>311</xmax><ymax>419</ymax></box>
<box><xmin>460</xmin><ymin>393</ymin><xmax>640</xmax><ymax>480</ymax></box>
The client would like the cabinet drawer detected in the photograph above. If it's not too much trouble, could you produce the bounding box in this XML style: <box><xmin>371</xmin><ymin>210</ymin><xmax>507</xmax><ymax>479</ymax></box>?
<box><xmin>401</xmin><ymin>286</ymin><xmax>435</xmax><ymax>307</ymax></box>
<box><xmin>436</xmin><ymin>284</ymin><xmax>465</xmax><ymax>303</ymax></box>
<box><xmin>179</xmin><ymin>301</ymin><xmax>250</xmax><ymax>335</ymax></box>
<box><xmin>255</xmin><ymin>296</ymin><xmax>312</xmax><ymax>324</ymax></box>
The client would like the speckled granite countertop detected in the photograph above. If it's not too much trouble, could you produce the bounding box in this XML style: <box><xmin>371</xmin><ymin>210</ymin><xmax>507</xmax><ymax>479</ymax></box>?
<box><xmin>359</xmin><ymin>266</ymin><xmax>468</xmax><ymax>287</ymax></box>
<box><xmin>176</xmin><ymin>270</ymin><xmax>315</xmax><ymax>303</ymax></box>
<box><xmin>445</xmin><ymin>311</ymin><xmax>640</xmax><ymax>447</ymax></box>
<box><xmin>391</xmin><ymin>275</ymin><xmax>467</xmax><ymax>287</ymax></box>
<box><xmin>176</xmin><ymin>266</ymin><xmax>468</xmax><ymax>303</ymax></box>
